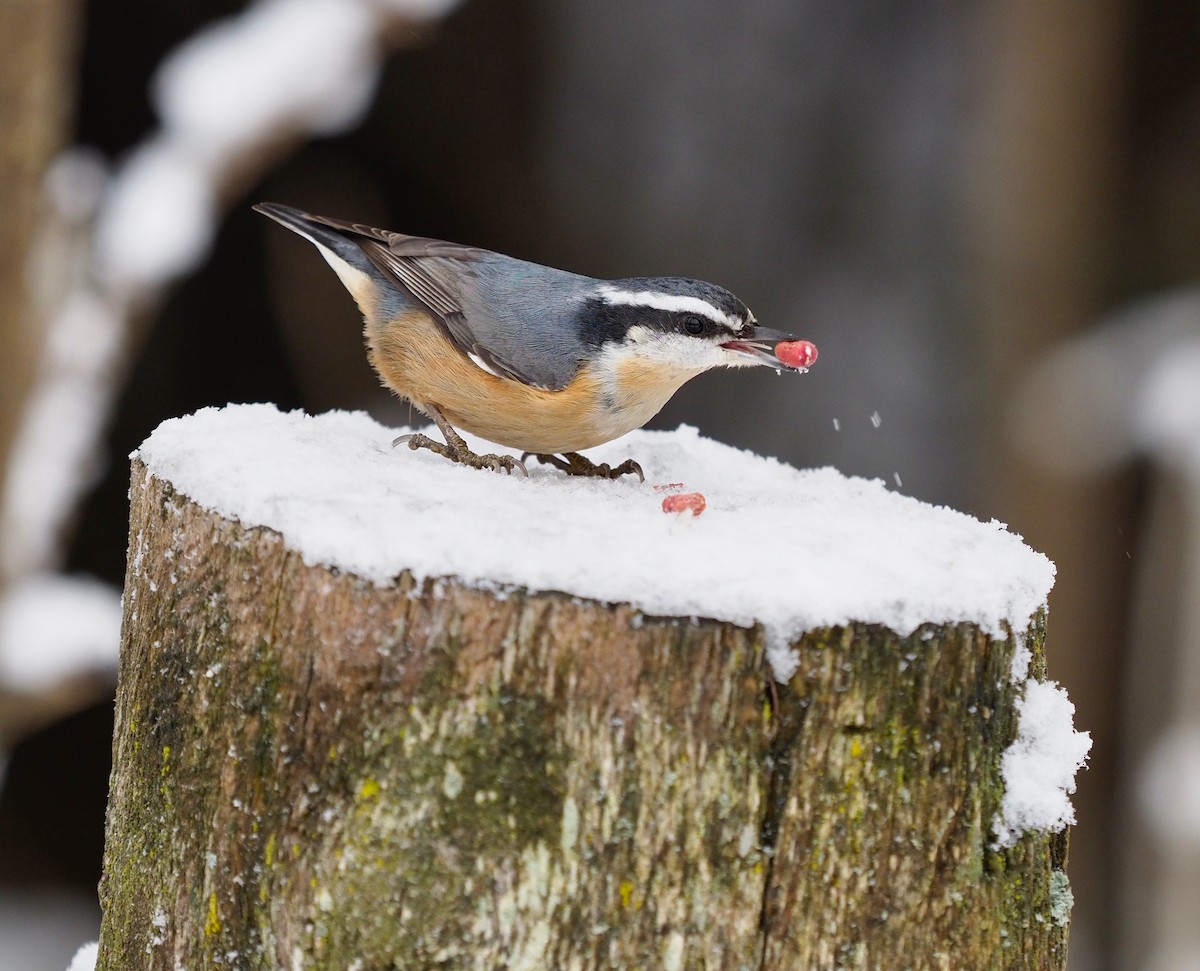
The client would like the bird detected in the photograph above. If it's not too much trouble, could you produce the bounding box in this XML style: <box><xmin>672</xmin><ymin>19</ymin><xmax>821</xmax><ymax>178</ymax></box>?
<box><xmin>254</xmin><ymin>202</ymin><xmax>813</xmax><ymax>480</ymax></box>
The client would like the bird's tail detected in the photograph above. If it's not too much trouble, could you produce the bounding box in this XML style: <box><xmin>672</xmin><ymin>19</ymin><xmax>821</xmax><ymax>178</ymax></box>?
<box><xmin>253</xmin><ymin>202</ymin><xmax>376</xmax><ymax>269</ymax></box>
<box><xmin>254</xmin><ymin>202</ymin><xmax>388</xmax><ymax>310</ymax></box>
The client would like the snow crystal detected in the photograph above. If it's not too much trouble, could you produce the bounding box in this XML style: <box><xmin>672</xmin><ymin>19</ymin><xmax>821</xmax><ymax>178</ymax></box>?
<box><xmin>135</xmin><ymin>404</ymin><xmax>1056</xmax><ymax>682</ymax></box>
<box><xmin>994</xmin><ymin>680</ymin><xmax>1092</xmax><ymax>847</ymax></box>
<box><xmin>0</xmin><ymin>575</ymin><xmax>122</xmax><ymax>692</ymax></box>
<box><xmin>66</xmin><ymin>941</ymin><xmax>99</xmax><ymax>971</ymax></box>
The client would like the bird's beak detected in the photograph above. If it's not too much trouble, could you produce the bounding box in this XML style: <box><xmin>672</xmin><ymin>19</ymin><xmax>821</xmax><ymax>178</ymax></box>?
<box><xmin>720</xmin><ymin>325</ymin><xmax>798</xmax><ymax>370</ymax></box>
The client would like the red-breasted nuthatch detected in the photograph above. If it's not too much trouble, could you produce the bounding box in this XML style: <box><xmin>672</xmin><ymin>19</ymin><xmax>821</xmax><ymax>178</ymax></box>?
<box><xmin>255</xmin><ymin>203</ymin><xmax>813</xmax><ymax>479</ymax></box>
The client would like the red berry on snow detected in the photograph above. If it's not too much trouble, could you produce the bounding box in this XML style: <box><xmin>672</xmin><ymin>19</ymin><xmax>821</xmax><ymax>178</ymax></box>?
<box><xmin>661</xmin><ymin>492</ymin><xmax>706</xmax><ymax>516</ymax></box>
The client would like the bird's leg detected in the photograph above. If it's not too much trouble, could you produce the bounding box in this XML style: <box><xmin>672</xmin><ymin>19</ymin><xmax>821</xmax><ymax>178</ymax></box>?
<box><xmin>393</xmin><ymin>404</ymin><xmax>527</xmax><ymax>476</ymax></box>
<box><xmin>524</xmin><ymin>451</ymin><xmax>644</xmax><ymax>483</ymax></box>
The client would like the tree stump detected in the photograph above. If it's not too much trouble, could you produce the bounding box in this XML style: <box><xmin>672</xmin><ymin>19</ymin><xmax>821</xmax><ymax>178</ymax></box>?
<box><xmin>97</xmin><ymin>405</ymin><xmax>1079</xmax><ymax>970</ymax></box>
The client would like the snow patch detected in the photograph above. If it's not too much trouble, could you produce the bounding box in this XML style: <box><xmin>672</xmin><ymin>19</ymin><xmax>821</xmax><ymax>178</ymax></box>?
<box><xmin>0</xmin><ymin>292</ymin><xmax>125</xmax><ymax>578</ymax></box>
<box><xmin>1133</xmin><ymin>337</ymin><xmax>1200</xmax><ymax>460</ymax></box>
<box><xmin>1009</xmin><ymin>628</ymin><xmax>1033</xmax><ymax>682</ymax></box>
<box><xmin>1138</xmin><ymin>724</ymin><xmax>1200</xmax><ymax>850</ymax></box>
<box><xmin>93</xmin><ymin>0</ymin><xmax>463</xmax><ymax>292</ymax></box>
<box><xmin>66</xmin><ymin>941</ymin><xmax>99</xmax><ymax>971</ymax></box>
<box><xmin>94</xmin><ymin>141</ymin><xmax>215</xmax><ymax>290</ymax></box>
<box><xmin>994</xmin><ymin>680</ymin><xmax>1092</xmax><ymax>847</ymax></box>
<box><xmin>134</xmin><ymin>405</ymin><xmax>1055</xmax><ymax>681</ymax></box>
<box><xmin>0</xmin><ymin>575</ymin><xmax>122</xmax><ymax>692</ymax></box>
<box><xmin>152</xmin><ymin>0</ymin><xmax>380</xmax><ymax>163</ymax></box>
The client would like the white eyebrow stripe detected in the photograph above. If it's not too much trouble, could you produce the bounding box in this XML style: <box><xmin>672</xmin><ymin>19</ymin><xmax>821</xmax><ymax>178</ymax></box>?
<box><xmin>597</xmin><ymin>285</ymin><xmax>740</xmax><ymax>328</ymax></box>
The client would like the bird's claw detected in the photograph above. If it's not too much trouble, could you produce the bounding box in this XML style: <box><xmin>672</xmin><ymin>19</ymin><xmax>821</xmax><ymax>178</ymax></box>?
<box><xmin>485</xmin><ymin>454</ymin><xmax>528</xmax><ymax>477</ymax></box>
<box><xmin>603</xmin><ymin>459</ymin><xmax>646</xmax><ymax>483</ymax></box>
<box><xmin>396</xmin><ymin>431</ymin><xmax>527</xmax><ymax>476</ymax></box>
<box><xmin>525</xmin><ymin>452</ymin><xmax>644</xmax><ymax>482</ymax></box>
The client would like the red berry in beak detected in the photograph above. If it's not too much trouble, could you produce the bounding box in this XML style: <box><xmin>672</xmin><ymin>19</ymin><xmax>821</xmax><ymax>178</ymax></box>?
<box><xmin>775</xmin><ymin>339</ymin><xmax>819</xmax><ymax>370</ymax></box>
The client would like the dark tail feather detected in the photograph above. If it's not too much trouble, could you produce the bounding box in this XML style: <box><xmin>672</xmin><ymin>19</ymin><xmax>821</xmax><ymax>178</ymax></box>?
<box><xmin>252</xmin><ymin>202</ymin><xmax>379</xmax><ymax>274</ymax></box>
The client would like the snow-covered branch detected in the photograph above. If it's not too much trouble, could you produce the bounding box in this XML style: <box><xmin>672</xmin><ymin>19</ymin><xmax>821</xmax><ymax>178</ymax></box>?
<box><xmin>0</xmin><ymin>0</ymin><xmax>461</xmax><ymax>715</ymax></box>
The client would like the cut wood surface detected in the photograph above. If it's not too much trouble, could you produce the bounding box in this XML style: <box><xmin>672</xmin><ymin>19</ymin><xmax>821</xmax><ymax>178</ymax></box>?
<box><xmin>97</xmin><ymin>408</ymin><xmax>1076</xmax><ymax>969</ymax></box>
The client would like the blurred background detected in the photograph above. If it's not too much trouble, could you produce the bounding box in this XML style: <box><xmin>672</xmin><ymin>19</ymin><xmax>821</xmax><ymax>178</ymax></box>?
<box><xmin>2</xmin><ymin>0</ymin><xmax>1199</xmax><ymax>968</ymax></box>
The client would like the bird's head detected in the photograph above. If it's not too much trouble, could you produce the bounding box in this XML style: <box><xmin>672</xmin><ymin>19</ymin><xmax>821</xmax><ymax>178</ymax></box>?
<box><xmin>583</xmin><ymin>278</ymin><xmax>803</xmax><ymax>376</ymax></box>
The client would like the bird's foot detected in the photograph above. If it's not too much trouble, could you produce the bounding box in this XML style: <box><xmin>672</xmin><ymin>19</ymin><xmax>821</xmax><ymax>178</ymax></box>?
<box><xmin>524</xmin><ymin>451</ymin><xmax>644</xmax><ymax>482</ymax></box>
<box><xmin>393</xmin><ymin>433</ymin><xmax>528</xmax><ymax>476</ymax></box>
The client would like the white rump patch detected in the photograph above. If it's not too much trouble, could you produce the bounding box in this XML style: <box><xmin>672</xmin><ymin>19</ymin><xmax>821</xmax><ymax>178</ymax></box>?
<box><xmin>467</xmin><ymin>352</ymin><xmax>502</xmax><ymax>378</ymax></box>
<box><xmin>597</xmin><ymin>285</ymin><xmax>740</xmax><ymax>328</ymax></box>
<box><xmin>308</xmin><ymin>238</ymin><xmax>375</xmax><ymax>301</ymax></box>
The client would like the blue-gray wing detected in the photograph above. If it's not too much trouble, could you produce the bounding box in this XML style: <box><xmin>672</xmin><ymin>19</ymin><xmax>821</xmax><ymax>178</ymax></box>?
<box><xmin>326</xmin><ymin>220</ymin><xmax>586</xmax><ymax>390</ymax></box>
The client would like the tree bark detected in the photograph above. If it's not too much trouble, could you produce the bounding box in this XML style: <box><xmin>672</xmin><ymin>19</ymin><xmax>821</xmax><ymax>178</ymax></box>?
<box><xmin>98</xmin><ymin>460</ymin><xmax>1072</xmax><ymax>969</ymax></box>
<box><xmin>0</xmin><ymin>0</ymin><xmax>77</xmax><ymax>575</ymax></box>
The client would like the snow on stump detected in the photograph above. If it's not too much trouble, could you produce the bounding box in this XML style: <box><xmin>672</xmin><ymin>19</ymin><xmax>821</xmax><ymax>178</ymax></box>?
<box><xmin>97</xmin><ymin>404</ymin><xmax>1086</xmax><ymax>970</ymax></box>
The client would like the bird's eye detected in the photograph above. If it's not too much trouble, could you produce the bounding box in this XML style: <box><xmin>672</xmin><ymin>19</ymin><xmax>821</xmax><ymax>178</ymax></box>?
<box><xmin>683</xmin><ymin>315</ymin><xmax>705</xmax><ymax>335</ymax></box>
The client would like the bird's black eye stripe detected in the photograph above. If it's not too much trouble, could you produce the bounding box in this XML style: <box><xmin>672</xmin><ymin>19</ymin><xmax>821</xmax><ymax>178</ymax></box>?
<box><xmin>683</xmin><ymin>314</ymin><xmax>705</xmax><ymax>335</ymax></box>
